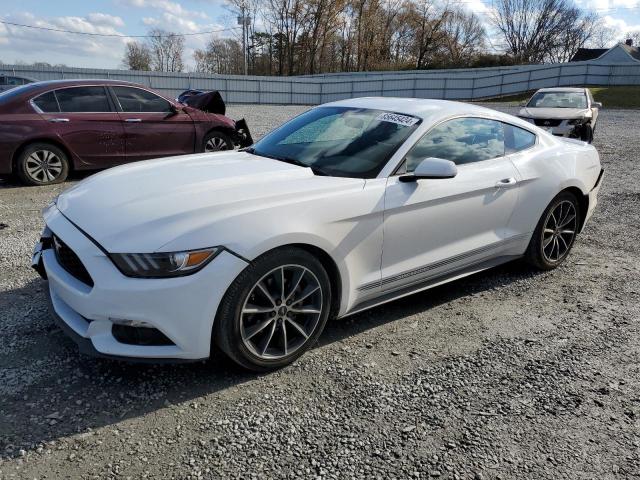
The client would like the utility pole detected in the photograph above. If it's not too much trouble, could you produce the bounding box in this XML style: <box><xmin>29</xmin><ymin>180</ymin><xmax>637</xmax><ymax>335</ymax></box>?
<box><xmin>237</xmin><ymin>2</ymin><xmax>250</xmax><ymax>75</ymax></box>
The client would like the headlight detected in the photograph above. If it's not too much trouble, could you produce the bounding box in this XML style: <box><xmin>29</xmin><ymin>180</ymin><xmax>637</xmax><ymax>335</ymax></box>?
<box><xmin>568</xmin><ymin>118</ymin><xmax>588</xmax><ymax>125</ymax></box>
<box><xmin>110</xmin><ymin>248</ymin><xmax>221</xmax><ymax>278</ymax></box>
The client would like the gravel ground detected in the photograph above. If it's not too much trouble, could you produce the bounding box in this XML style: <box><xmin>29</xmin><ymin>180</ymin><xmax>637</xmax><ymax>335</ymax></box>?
<box><xmin>0</xmin><ymin>103</ymin><xmax>639</xmax><ymax>480</ymax></box>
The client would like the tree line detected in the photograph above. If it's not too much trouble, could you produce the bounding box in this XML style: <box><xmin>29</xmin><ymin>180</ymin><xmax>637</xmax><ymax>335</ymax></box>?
<box><xmin>123</xmin><ymin>0</ymin><xmax>625</xmax><ymax>75</ymax></box>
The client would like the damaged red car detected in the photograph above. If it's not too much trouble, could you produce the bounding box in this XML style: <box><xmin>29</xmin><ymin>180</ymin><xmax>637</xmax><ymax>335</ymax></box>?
<box><xmin>0</xmin><ymin>80</ymin><xmax>252</xmax><ymax>185</ymax></box>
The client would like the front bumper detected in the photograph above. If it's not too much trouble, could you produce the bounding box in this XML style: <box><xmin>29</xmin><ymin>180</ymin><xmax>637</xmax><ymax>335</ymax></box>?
<box><xmin>233</xmin><ymin>118</ymin><xmax>254</xmax><ymax>148</ymax></box>
<box><xmin>34</xmin><ymin>205</ymin><xmax>249</xmax><ymax>361</ymax></box>
<box><xmin>520</xmin><ymin>118</ymin><xmax>590</xmax><ymax>138</ymax></box>
<box><xmin>583</xmin><ymin>168</ymin><xmax>604</xmax><ymax>229</ymax></box>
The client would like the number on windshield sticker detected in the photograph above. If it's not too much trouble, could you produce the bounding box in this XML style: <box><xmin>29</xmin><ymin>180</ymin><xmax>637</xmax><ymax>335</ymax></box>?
<box><xmin>376</xmin><ymin>112</ymin><xmax>419</xmax><ymax>126</ymax></box>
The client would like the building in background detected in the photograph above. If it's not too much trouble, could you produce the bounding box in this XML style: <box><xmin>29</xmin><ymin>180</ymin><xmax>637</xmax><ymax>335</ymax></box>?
<box><xmin>571</xmin><ymin>40</ymin><xmax>640</xmax><ymax>64</ymax></box>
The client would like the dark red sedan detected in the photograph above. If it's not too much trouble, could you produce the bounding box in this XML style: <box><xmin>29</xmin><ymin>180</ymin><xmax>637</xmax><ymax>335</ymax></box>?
<box><xmin>0</xmin><ymin>80</ymin><xmax>252</xmax><ymax>185</ymax></box>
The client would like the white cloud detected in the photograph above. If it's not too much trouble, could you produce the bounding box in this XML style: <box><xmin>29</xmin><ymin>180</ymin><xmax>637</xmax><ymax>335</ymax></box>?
<box><xmin>117</xmin><ymin>0</ymin><xmax>209</xmax><ymax>20</ymax></box>
<box><xmin>0</xmin><ymin>12</ymin><xmax>128</xmax><ymax>67</ymax></box>
<box><xmin>602</xmin><ymin>15</ymin><xmax>640</xmax><ymax>36</ymax></box>
<box><xmin>87</xmin><ymin>13</ymin><xmax>126</xmax><ymax>28</ymax></box>
<box><xmin>577</xmin><ymin>0</ymin><xmax>638</xmax><ymax>9</ymax></box>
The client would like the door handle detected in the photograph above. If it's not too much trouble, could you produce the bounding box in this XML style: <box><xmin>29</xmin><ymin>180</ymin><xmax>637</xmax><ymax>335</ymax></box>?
<box><xmin>125</xmin><ymin>118</ymin><xmax>142</xmax><ymax>123</ymax></box>
<box><xmin>495</xmin><ymin>177</ymin><xmax>518</xmax><ymax>188</ymax></box>
<box><xmin>48</xmin><ymin>118</ymin><xmax>69</xmax><ymax>123</ymax></box>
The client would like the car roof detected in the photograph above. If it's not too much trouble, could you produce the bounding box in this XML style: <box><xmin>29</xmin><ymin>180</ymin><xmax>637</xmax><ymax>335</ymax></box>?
<box><xmin>27</xmin><ymin>79</ymin><xmax>147</xmax><ymax>88</ymax></box>
<box><xmin>323</xmin><ymin>97</ymin><xmax>529</xmax><ymax>127</ymax></box>
<box><xmin>535</xmin><ymin>87</ymin><xmax>587</xmax><ymax>93</ymax></box>
<box><xmin>0</xmin><ymin>79</ymin><xmax>169</xmax><ymax>106</ymax></box>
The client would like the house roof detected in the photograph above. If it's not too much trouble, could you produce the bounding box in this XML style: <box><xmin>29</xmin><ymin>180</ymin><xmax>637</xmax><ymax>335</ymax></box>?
<box><xmin>570</xmin><ymin>48</ymin><xmax>608</xmax><ymax>62</ymax></box>
<box><xmin>620</xmin><ymin>43</ymin><xmax>640</xmax><ymax>61</ymax></box>
<box><xmin>570</xmin><ymin>43</ymin><xmax>640</xmax><ymax>63</ymax></box>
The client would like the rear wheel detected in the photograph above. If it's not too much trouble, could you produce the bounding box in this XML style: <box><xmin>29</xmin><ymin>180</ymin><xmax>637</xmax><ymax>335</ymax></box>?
<box><xmin>525</xmin><ymin>192</ymin><xmax>580</xmax><ymax>270</ymax></box>
<box><xmin>214</xmin><ymin>247</ymin><xmax>331</xmax><ymax>371</ymax></box>
<box><xmin>16</xmin><ymin>143</ymin><xmax>69</xmax><ymax>186</ymax></box>
<box><xmin>203</xmin><ymin>131</ymin><xmax>233</xmax><ymax>152</ymax></box>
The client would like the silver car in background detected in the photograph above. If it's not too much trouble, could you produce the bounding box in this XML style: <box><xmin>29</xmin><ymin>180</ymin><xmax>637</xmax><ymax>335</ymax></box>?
<box><xmin>518</xmin><ymin>87</ymin><xmax>601</xmax><ymax>143</ymax></box>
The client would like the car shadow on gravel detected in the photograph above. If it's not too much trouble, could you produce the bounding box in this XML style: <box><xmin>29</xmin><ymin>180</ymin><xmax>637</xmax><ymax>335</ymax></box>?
<box><xmin>0</xmin><ymin>260</ymin><xmax>543</xmax><ymax>458</ymax></box>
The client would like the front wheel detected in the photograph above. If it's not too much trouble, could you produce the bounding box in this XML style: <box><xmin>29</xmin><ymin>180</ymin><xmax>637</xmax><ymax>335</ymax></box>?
<box><xmin>203</xmin><ymin>131</ymin><xmax>233</xmax><ymax>152</ymax></box>
<box><xmin>581</xmin><ymin>124</ymin><xmax>594</xmax><ymax>143</ymax></box>
<box><xmin>525</xmin><ymin>192</ymin><xmax>580</xmax><ymax>270</ymax></box>
<box><xmin>17</xmin><ymin>143</ymin><xmax>69</xmax><ymax>186</ymax></box>
<box><xmin>214</xmin><ymin>247</ymin><xmax>332</xmax><ymax>371</ymax></box>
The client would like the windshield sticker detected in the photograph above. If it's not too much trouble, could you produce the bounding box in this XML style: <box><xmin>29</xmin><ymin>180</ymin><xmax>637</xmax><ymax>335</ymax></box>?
<box><xmin>376</xmin><ymin>112</ymin><xmax>419</xmax><ymax>126</ymax></box>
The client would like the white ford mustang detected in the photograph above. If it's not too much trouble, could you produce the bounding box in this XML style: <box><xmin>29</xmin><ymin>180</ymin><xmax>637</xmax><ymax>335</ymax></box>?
<box><xmin>33</xmin><ymin>97</ymin><xmax>604</xmax><ymax>370</ymax></box>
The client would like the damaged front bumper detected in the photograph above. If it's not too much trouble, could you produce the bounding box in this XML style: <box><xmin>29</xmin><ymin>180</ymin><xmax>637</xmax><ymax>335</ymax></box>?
<box><xmin>233</xmin><ymin>118</ymin><xmax>254</xmax><ymax>148</ymax></box>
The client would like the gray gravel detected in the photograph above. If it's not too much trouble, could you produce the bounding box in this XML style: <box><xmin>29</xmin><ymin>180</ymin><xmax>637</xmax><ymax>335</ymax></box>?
<box><xmin>0</xmin><ymin>103</ymin><xmax>639</xmax><ymax>480</ymax></box>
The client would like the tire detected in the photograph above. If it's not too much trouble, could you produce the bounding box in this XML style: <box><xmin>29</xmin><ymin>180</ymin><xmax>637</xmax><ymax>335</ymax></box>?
<box><xmin>525</xmin><ymin>191</ymin><xmax>581</xmax><ymax>270</ymax></box>
<box><xmin>202</xmin><ymin>131</ymin><xmax>234</xmax><ymax>152</ymax></box>
<box><xmin>16</xmin><ymin>143</ymin><xmax>69</xmax><ymax>186</ymax></box>
<box><xmin>581</xmin><ymin>124</ymin><xmax>594</xmax><ymax>143</ymax></box>
<box><xmin>214</xmin><ymin>247</ymin><xmax>332</xmax><ymax>371</ymax></box>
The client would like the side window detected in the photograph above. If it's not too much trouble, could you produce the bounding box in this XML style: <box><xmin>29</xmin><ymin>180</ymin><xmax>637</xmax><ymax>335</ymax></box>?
<box><xmin>504</xmin><ymin>124</ymin><xmax>536</xmax><ymax>154</ymax></box>
<box><xmin>113</xmin><ymin>86</ymin><xmax>172</xmax><ymax>113</ymax></box>
<box><xmin>55</xmin><ymin>86</ymin><xmax>111</xmax><ymax>113</ymax></box>
<box><xmin>32</xmin><ymin>91</ymin><xmax>60</xmax><ymax>113</ymax></box>
<box><xmin>404</xmin><ymin>117</ymin><xmax>505</xmax><ymax>171</ymax></box>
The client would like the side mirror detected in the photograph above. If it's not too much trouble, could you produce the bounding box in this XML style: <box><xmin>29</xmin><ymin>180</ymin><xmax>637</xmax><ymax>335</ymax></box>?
<box><xmin>592</xmin><ymin>102</ymin><xmax>603</xmax><ymax>109</ymax></box>
<box><xmin>168</xmin><ymin>104</ymin><xmax>181</xmax><ymax>116</ymax></box>
<box><xmin>399</xmin><ymin>158</ymin><xmax>458</xmax><ymax>183</ymax></box>
<box><xmin>519</xmin><ymin>101</ymin><xmax>527</xmax><ymax>107</ymax></box>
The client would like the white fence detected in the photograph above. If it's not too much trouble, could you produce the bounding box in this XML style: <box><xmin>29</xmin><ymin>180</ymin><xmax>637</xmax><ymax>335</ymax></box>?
<box><xmin>1</xmin><ymin>61</ymin><xmax>638</xmax><ymax>105</ymax></box>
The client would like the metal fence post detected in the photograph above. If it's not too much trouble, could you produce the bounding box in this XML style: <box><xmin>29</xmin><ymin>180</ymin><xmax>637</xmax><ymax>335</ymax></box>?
<box><xmin>584</xmin><ymin>64</ymin><xmax>588</xmax><ymax>86</ymax></box>
<box><xmin>557</xmin><ymin>65</ymin><xmax>562</xmax><ymax>86</ymax></box>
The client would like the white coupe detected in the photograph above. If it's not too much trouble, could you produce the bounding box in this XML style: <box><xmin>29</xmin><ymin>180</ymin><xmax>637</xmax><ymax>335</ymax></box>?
<box><xmin>33</xmin><ymin>98</ymin><xmax>604</xmax><ymax>370</ymax></box>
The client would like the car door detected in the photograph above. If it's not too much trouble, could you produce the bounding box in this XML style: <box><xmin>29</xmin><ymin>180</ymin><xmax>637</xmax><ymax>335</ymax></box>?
<box><xmin>34</xmin><ymin>86</ymin><xmax>125</xmax><ymax>168</ymax></box>
<box><xmin>380</xmin><ymin>117</ymin><xmax>521</xmax><ymax>293</ymax></box>
<box><xmin>110</xmin><ymin>86</ymin><xmax>195</xmax><ymax>162</ymax></box>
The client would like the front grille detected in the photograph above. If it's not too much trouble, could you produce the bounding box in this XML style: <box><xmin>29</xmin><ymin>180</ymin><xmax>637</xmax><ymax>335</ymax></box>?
<box><xmin>533</xmin><ymin>118</ymin><xmax>562</xmax><ymax>127</ymax></box>
<box><xmin>53</xmin><ymin>235</ymin><xmax>94</xmax><ymax>287</ymax></box>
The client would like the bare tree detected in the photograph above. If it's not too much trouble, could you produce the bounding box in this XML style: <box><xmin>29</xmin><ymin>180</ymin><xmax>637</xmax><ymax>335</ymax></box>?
<box><xmin>194</xmin><ymin>38</ymin><xmax>244</xmax><ymax>74</ymax></box>
<box><xmin>403</xmin><ymin>0</ymin><xmax>448</xmax><ymax>69</ymax></box>
<box><xmin>440</xmin><ymin>9</ymin><xmax>486</xmax><ymax>67</ymax></box>
<box><xmin>490</xmin><ymin>0</ymin><xmax>595</xmax><ymax>63</ymax></box>
<box><xmin>587</xmin><ymin>21</ymin><xmax>617</xmax><ymax>48</ymax></box>
<box><xmin>625</xmin><ymin>30</ymin><xmax>640</xmax><ymax>47</ymax></box>
<box><xmin>547</xmin><ymin>11</ymin><xmax>598</xmax><ymax>63</ymax></box>
<box><xmin>195</xmin><ymin>0</ymin><xmax>583</xmax><ymax>75</ymax></box>
<box><xmin>147</xmin><ymin>29</ymin><xmax>185</xmax><ymax>72</ymax></box>
<box><xmin>123</xmin><ymin>41</ymin><xmax>152</xmax><ymax>71</ymax></box>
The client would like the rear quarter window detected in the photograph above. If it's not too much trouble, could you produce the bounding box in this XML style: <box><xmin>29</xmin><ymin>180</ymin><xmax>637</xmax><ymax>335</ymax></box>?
<box><xmin>32</xmin><ymin>91</ymin><xmax>60</xmax><ymax>113</ymax></box>
<box><xmin>505</xmin><ymin>124</ymin><xmax>536</xmax><ymax>154</ymax></box>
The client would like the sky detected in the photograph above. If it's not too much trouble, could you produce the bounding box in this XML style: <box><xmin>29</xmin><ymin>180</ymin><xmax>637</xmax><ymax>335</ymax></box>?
<box><xmin>0</xmin><ymin>0</ymin><xmax>638</xmax><ymax>70</ymax></box>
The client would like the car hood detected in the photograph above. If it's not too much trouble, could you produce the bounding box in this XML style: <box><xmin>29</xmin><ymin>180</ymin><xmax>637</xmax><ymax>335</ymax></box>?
<box><xmin>55</xmin><ymin>152</ymin><xmax>364</xmax><ymax>253</ymax></box>
<box><xmin>518</xmin><ymin>107</ymin><xmax>591</xmax><ymax>119</ymax></box>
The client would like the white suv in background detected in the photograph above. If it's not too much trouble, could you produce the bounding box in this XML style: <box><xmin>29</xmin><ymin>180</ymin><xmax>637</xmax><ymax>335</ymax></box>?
<box><xmin>518</xmin><ymin>87</ymin><xmax>601</xmax><ymax>143</ymax></box>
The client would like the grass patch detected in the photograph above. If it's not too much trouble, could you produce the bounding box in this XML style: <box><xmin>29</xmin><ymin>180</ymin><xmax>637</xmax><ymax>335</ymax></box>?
<box><xmin>482</xmin><ymin>86</ymin><xmax>640</xmax><ymax>109</ymax></box>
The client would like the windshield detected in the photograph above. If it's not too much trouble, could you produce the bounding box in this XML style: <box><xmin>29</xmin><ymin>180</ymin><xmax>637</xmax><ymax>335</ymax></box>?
<box><xmin>527</xmin><ymin>91</ymin><xmax>587</xmax><ymax>109</ymax></box>
<box><xmin>249</xmin><ymin>106</ymin><xmax>421</xmax><ymax>178</ymax></box>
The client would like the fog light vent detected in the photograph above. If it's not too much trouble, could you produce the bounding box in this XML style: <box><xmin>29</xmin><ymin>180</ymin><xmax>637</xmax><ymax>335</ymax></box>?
<box><xmin>112</xmin><ymin>324</ymin><xmax>174</xmax><ymax>346</ymax></box>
